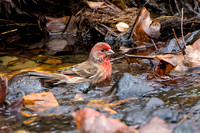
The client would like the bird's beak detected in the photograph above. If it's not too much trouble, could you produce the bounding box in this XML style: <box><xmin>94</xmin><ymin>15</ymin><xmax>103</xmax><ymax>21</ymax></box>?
<box><xmin>106</xmin><ymin>49</ymin><xmax>115</xmax><ymax>55</ymax></box>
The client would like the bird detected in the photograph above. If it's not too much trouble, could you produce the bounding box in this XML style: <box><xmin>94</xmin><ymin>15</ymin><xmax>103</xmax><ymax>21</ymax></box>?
<box><xmin>26</xmin><ymin>42</ymin><xmax>114</xmax><ymax>84</ymax></box>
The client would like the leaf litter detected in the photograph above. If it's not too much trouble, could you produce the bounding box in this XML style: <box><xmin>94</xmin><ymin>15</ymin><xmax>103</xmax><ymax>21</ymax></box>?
<box><xmin>1</xmin><ymin>0</ymin><xmax>200</xmax><ymax>132</ymax></box>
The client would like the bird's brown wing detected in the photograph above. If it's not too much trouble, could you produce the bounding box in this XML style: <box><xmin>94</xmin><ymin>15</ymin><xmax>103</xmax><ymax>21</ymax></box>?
<box><xmin>61</xmin><ymin>61</ymin><xmax>98</xmax><ymax>78</ymax></box>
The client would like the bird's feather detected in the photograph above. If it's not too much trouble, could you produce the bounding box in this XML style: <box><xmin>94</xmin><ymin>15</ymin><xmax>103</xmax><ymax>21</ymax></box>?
<box><xmin>61</xmin><ymin>60</ymin><xmax>98</xmax><ymax>78</ymax></box>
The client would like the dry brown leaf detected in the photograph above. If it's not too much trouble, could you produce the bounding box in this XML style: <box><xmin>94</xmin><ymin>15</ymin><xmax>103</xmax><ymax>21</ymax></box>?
<box><xmin>21</xmin><ymin>111</ymin><xmax>31</xmax><ymax>117</ymax></box>
<box><xmin>74</xmin><ymin>94</ymin><xmax>84</xmax><ymax>101</ymax></box>
<box><xmin>0</xmin><ymin>76</ymin><xmax>8</xmax><ymax>107</ymax></box>
<box><xmin>184</xmin><ymin>38</ymin><xmax>200</xmax><ymax>67</ymax></box>
<box><xmin>154</xmin><ymin>59</ymin><xmax>177</xmax><ymax>76</ymax></box>
<box><xmin>23</xmin><ymin>92</ymin><xmax>59</xmax><ymax>112</ymax></box>
<box><xmin>103</xmin><ymin>107</ymin><xmax>117</xmax><ymax>114</ymax></box>
<box><xmin>46</xmin><ymin>16</ymin><xmax>69</xmax><ymax>33</ymax></box>
<box><xmin>155</xmin><ymin>53</ymin><xmax>185</xmax><ymax>72</ymax></box>
<box><xmin>45</xmin><ymin>58</ymin><xmax>62</xmax><ymax>65</ymax></box>
<box><xmin>87</xmin><ymin>97</ymin><xmax>138</xmax><ymax>109</ymax></box>
<box><xmin>139</xmin><ymin>116</ymin><xmax>173</xmax><ymax>133</ymax></box>
<box><xmin>116</xmin><ymin>22</ymin><xmax>129</xmax><ymax>32</ymax></box>
<box><xmin>86</xmin><ymin>1</ymin><xmax>105</xmax><ymax>9</ymax></box>
<box><xmin>72</xmin><ymin>108</ymin><xmax>136</xmax><ymax>133</ymax></box>
<box><xmin>132</xmin><ymin>7</ymin><xmax>162</xmax><ymax>46</ymax></box>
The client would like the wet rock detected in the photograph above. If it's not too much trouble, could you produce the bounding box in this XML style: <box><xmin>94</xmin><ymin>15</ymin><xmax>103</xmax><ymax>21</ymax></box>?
<box><xmin>117</xmin><ymin>73</ymin><xmax>154</xmax><ymax>99</ymax></box>
<box><xmin>41</xmin><ymin>106</ymin><xmax>71</xmax><ymax>115</ymax></box>
<box><xmin>72</xmin><ymin>82</ymin><xmax>91</xmax><ymax>93</ymax></box>
<box><xmin>161</xmin><ymin>30</ymin><xmax>200</xmax><ymax>53</ymax></box>
<box><xmin>124</xmin><ymin>109</ymin><xmax>150</xmax><ymax>126</ymax></box>
<box><xmin>151</xmin><ymin>108</ymin><xmax>182</xmax><ymax>123</ymax></box>
<box><xmin>49</xmin><ymin>87</ymin><xmax>67</xmax><ymax>97</ymax></box>
<box><xmin>7</xmin><ymin>75</ymin><xmax>46</xmax><ymax>103</ymax></box>
<box><xmin>173</xmin><ymin>121</ymin><xmax>197</xmax><ymax>133</ymax></box>
<box><xmin>8</xmin><ymin>76</ymin><xmax>45</xmax><ymax>94</ymax></box>
<box><xmin>6</xmin><ymin>91</ymin><xmax>24</xmax><ymax>104</ymax></box>
<box><xmin>145</xmin><ymin>97</ymin><xmax>164</xmax><ymax>109</ymax></box>
<box><xmin>124</xmin><ymin>107</ymin><xmax>181</xmax><ymax>126</ymax></box>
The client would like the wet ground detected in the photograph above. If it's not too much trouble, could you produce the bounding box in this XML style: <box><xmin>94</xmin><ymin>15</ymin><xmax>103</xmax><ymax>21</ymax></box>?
<box><xmin>1</xmin><ymin>33</ymin><xmax>200</xmax><ymax>132</ymax></box>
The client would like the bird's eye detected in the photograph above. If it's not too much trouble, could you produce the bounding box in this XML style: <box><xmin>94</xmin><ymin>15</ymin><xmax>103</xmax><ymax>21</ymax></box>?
<box><xmin>101</xmin><ymin>49</ymin><xmax>104</xmax><ymax>52</ymax></box>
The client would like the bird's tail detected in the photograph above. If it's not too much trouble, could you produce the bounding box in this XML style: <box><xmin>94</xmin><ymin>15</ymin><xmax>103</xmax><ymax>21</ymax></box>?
<box><xmin>26</xmin><ymin>71</ymin><xmax>70</xmax><ymax>83</ymax></box>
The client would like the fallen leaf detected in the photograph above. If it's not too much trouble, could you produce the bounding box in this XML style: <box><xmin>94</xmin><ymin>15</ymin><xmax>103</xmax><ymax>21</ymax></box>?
<box><xmin>45</xmin><ymin>58</ymin><xmax>62</xmax><ymax>65</ymax></box>
<box><xmin>154</xmin><ymin>59</ymin><xmax>177</xmax><ymax>76</ymax></box>
<box><xmin>21</xmin><ymin>111</ymin><xmax>31</xmax><ymax>117</ymax></box>
<box><xmin>23</xmin><ymin>117</ymin><xmax>38</xmax><ymax>125</ymax></box>
<box><xmin>72</xmin><ymin>108</ymin><xmax>136</xmax><ymax>133</ymax></box>
<box><xmin>87</xmin><ymin>97</ymin><xmax>138</xmax><ymax>114</ymax></box>
<box><xmin>0</xmin><ymin>56</ymin><xmax>18</xmax><ymax>66</ymax></box>
<box><xmin>7</xmin><ymin>98</ymin><xmax>24</xmax><ymax>114</ymax></box>
<box><xmin>184</xmin><ymin>38</ymin><xmax>200</xmax><ymax>67</ymax></box>
<box><xmin>155</xmin><ymin>53</ymin><xmax>185</xmax><ymax>72</ymax></box>
<box><xmin>46</xmin><ymin>15</ymin><xmax>78</xmax><ymax>35</ymax></box>
<box><xmin>74</xmin><ymin>94</ymin><xmax>84</xmax><ymax>101</ymax></box>
<box><xmin>132</xmin><ymin>7</ymin><xmax>162</xmax><ymax>46</ymax></box>
<box><xmin>0</xmin><ymin>125</ymin><xmax>12</xmax><ymax>133</ymax></box>
<box><xmin>0</xmin><ymin>76</ymin><xmax>8</xmax><ymax>107</ymax></box>
<box><xmin>103</xmin><ymin>107</ymin><xmax>117</xmax><ymax>114</ymax></box>
<box><xmin>8</xmin><ymin>60</ymin><xmax>39</xmax><ymax>71</ymax></box>
<box><xmin>23</xmin><ymin>92</ymin><xmax>59</xmax><ymax>112</ymax></box>
<box><xmin>139</xmin><ymin>116</ymin><xmax>173</xmax><ymax>133</ymax></box>
<box><xmin>8</xmin><ymin>58</ymin><xmax>29</xmax><ymax>66</ymax></box>
<box><xmin>116</xmin><ymin>22</ymin><xmax>129</xmax><ymax>32</ymax></box>
<box><xmin>46</xmin><ymin>16</ymin><xmax>69</xmax><ymax>33</ymax></box>
<box><xmin>86</xmin><ymin>1</ymin><xmax>105</xmax><ymax>9</ymax></box>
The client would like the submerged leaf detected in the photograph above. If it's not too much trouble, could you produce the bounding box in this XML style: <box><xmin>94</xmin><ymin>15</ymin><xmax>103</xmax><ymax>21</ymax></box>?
<box><xmin>87</xmin><ymin>97</ymin><xmax>138</xmax><ymax>113</ymax></box>
<box><xmin>72</xmin><ymin>108</ymin><xmax>136</xmax><ymax>133</ymax></box>
<box><xmin>139</xmin><ymin>116</ymin><xmax>173</xmax><ymax>133</ymax></box>
<box><xmin>7</xmin><ymin>98</ymin><xmax>24</xmax><ymax>114</ymax></box>
<box><xmin>45</xmin><ymin>58</ymin><xmax>62</xmax><ymax>65</ymax></box>
<box><xmin>23</xmin><ymin>92</ymin><xmax>59</xmax><ymax>112</ymax></box>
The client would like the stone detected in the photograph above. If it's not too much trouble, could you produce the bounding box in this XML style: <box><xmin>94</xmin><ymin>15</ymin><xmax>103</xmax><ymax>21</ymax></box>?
<box><xmin>117</xmin><ymin>73</ymin><xmax>154</xmax><ymax>99</ymax></box>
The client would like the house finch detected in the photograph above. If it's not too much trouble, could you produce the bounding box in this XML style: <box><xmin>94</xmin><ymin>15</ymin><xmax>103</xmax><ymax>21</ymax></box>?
<box><xmin>27</xmin><ymin>42</ymin><xmax>114</xmax><ymax>84</ymax></box>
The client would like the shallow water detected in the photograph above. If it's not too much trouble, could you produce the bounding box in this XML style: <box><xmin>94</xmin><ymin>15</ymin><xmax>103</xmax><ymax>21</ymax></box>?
<box><xmin>1</xmin><ymin>34</ymin><xmax>200</xmax><ymax>132</ymax></box>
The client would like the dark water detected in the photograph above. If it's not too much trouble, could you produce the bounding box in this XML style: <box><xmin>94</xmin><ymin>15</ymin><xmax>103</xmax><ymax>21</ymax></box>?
<box><xmin>1</xmin><ymin>34</ymin><xmax>200</xmax><ymax>132</ymax></box>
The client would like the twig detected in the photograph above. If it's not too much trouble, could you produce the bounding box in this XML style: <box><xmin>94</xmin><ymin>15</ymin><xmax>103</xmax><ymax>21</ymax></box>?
<box><xmin>178</xmin><ymin>105</ymin><xmax>200</xmax><ymax>125</ymax></box>
<box><xmin>94</xmin><ymin>23</ymin><xmax>118</xmax><ymax>36</ymax></box>
<box><xmin>124</xmin><ymin>54</ymin><xmax>155</xmax><ymax>60</ymax></box>
<box><xmin>102</xmin><ymin>0</ymin><xmax>122</xmax><ymax>13</ymax></box>
<box><xmin>172</xmin><ymin>28</ymin><xmax>182</xmax><ymax>51</ymax></box>
<box><xmin>151</xmin><ymin>39</ymin><xmax>158</xmax><ymax>51</ymax></box>
<box><xmin>181</xmin><ymin>8</ymin><xmax>187</xmax><ymax>48</ymax></box>
<box><xmin>75</xmin><ymin>7</ymin><xmax>85</xmax><ymax>16</ymax></box>
<box><xmin>188</xmin><ymin>23</ymin><xmax>194</xmax><ymax>33</ymax></box>
<box><xmin>174</xmin><ymin>0</ymin><xmax>181</xmax><ymax>17</ymax></box>
<box><xmin>0</xmin><ymin>29</ymin><xmax>17</xmax><ymax>36</ymax></box>
<box><xmin>110</xmin><ymin>56</ymin><xmax>125</xmax><ymax>62</ymax></box>
<box><xmin>62</xmin><ymin>15</ymin><xmax>71</xmax><ymax>34</ymax></box>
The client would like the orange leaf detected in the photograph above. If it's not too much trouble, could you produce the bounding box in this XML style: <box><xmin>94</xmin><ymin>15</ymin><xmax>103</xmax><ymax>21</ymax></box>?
<box><xmin>132</xmin><ymin>7</ymin><xmax>162</xmax><ymax>46</ymax></box>
<box><xmin>23</xmin><ymin>92</ymin><xmax>59</xmax><ymax>112</ymax></box>
<box><xmin>103</xmin><ymin>107</ymin><xmax>117</xmax><ymax>114</ymax></box>
<box><xmin>21</xmin><ymin>111</ymin><xmax>31</xmax><ymax>117</ymax></box>
<box><xmin>72</xmin><ymin>108</ymin><xmax>136</xmax><ymax>133</ymax></box>
<box><xmin>139</xmin><ymin>116</ymin><xmax>172</xmax><ymax>133</ymax></box>
<box><xmin>45</xmin><ymin>59</ymin><xmax>62</xmax><ymax>65</ymax></box>
<box><xmin>155</xmin><ymin>59</ymin><xmax>177</xmax><ymax>76</ymax></box>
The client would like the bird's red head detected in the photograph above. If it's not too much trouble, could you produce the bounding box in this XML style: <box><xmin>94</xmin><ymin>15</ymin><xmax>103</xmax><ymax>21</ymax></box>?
<box><xmin>89</xmin><ymin>42</ymin><xmax>114</xmax><ymax>63</ymax></box>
